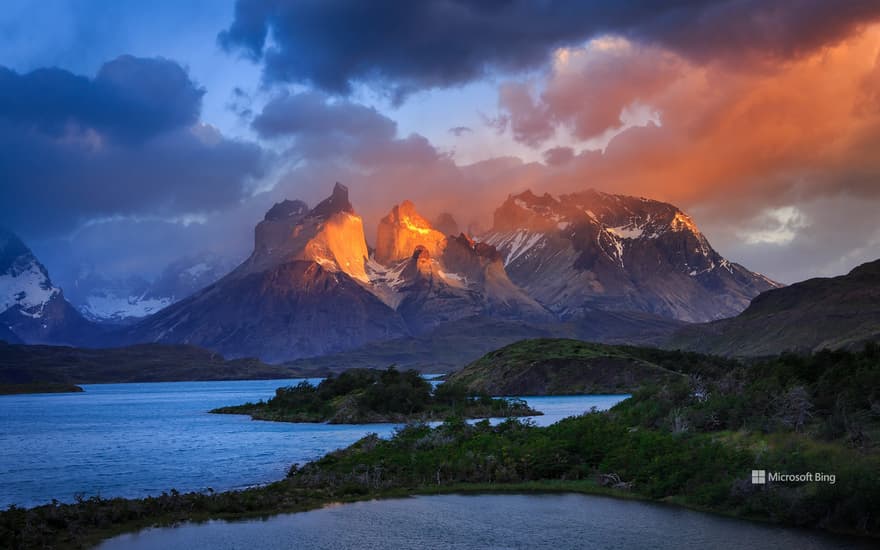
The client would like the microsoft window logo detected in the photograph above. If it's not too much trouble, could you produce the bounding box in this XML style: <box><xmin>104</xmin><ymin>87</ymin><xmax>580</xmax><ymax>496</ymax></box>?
<box><xmin>751</xmin><ymin>470</ymin><xmax>766</xmax><ymax>484</ymax></box>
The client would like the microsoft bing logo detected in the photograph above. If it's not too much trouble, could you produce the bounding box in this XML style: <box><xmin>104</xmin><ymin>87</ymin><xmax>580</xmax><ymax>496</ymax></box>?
<box><xmin>751</xmin><ymin>470</ymin><xmax>766</xmax><ymax>484</ymax></box>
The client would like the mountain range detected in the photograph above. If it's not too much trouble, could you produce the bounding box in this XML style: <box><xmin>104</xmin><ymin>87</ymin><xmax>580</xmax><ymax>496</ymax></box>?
<box><xmin>65</xmin><ymin>253</ymin><xmax>237</xmax><ymax>324</ymax></box>
<box><xmin>114</xmin><ymin>183</ymin><xmax>779</xmax><ymax>362</ymax></box>
<box><xmin>118</xmin><ymin>184</ymin><xmax>559</xmax><ymax>362</ymax></box>
<box><xmin>4</xmin><ymin>183</ymin><xmax>873</xmax><ymax>365</ymax></box>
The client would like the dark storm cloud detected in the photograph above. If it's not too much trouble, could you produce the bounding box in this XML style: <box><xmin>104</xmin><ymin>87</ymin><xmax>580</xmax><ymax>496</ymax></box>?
<box><xmin>252</xmin><ymin>91</ymin><xmax>439</xmax><ymax>166</ymax></box>
<box><xmin>0</xmin><ymin>56</ymin><xmax>268</xmax><ymax>238</ymax></box>
<box><xmin>253</xmin><ymin>91</ymin><xmax>396</xmax><ymax>141</ymax></box>
<box><xmin>219</xmin><ymin>0</ymin><xmax>880</xmax><ymax>97</ymax></box>
<box><xmin>0</xmin><ymin>55</ymin><xmax>203</xmax><ymax>143</ymax></box>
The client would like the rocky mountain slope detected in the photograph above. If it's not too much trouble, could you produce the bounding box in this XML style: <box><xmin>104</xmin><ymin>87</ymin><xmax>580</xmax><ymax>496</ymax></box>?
<box><xmin>3</xmin><ymin>184</ymin><xmax>789</xmax><ymax>364</ymax></box>
<box><xmin>0</xmin><ymin>228</ymin><xmax>97</xmax><ymax>345</ymax></box>
<box><xmin>482</xmin><ymin>189</ymin><xmax>779</xmax><ymax>323</ymax></box>
<box><xmin>0</xmin><ymin>322</ymin><xmax>21</xmax><ymax>344</ymax></box>
<box><xmin>122</xmin><ymin>184</ymin><xmax>410</xmax><ymax>362</ymax></box>
<box><xmin>670</xmin><ymin>258</ymin><xmax>880</xmax><ymax>356</ymax></box>
<box><xmin>368</xmin><ymin>200</ymin><xmax>552</xmax><ymax>331</ymax></box>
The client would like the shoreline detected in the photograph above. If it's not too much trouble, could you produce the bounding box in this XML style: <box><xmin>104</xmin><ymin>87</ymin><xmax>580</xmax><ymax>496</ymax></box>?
<box><xmin>0</xmin><ymin>383</ymin><xmax>84</xmax><ymax>395</ymax></box>
<box><xmin>34</xmin><ymin>478</ymin><xmax>877</xmax><ymax>549</ymax></box>
<box><xmin>209</xmin><ymin>406</ymin><xmax>542</xmax><ymax>424</ymax></box>
<box><xmin>5</xmin><ymin>469</ymin><xmax>877</xmax><ymax>549</ymax></box>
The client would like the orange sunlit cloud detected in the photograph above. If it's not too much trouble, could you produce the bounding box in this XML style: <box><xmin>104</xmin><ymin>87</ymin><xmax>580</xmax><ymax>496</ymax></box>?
<box><xmin>499</xmin><ymin>25</ymin><xmax>880</xmax><ymax>216</ymax></box>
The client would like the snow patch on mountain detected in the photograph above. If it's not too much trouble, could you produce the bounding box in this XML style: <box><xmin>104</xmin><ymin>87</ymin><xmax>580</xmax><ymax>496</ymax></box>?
<box><xmin>606</xmin><ymin>225</ymin><xmax>644</xmax><ymax>240</ymax></box>
<box><xmin>365</xmin><ymin>257</ymin><xmax>409</xmax><ymax>308</ymax></box>
<box><xmin>67</xmin><ymin>253</ymin><xmax>238</xmax><ymax>323</ymax></box>
<box><xmin>437</xmin><ymin>269</ymin><xmax>468</xmax><ymax>288</ymax></box>
<box><xmin>0</xmin><ymin>261</ymin><xmax>59</xmax><ymax>316</ymax></box>
<box><xmin>484</xmin><ymin>230</ymin><xmax>545</xmax><ymax>267</ymax></box>
<box><xmin>79</xmin><ymin>293</ymin><xmax>172</xmax><ymax>322</ymax></box>
<box><xmin>183</xmin><ymin>263</ymin><xmax>211</xmax><ymax>278</ymax></box>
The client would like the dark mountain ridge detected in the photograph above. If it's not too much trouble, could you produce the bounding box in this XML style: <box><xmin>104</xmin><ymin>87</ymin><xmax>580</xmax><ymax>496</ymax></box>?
<box><xmin>669</xmin><ymin>258</ymin><xmax>880</xmax><ymax>356</ymax></box>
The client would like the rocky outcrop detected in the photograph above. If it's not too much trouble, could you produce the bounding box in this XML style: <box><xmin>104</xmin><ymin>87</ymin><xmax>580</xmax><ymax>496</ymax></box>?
<box><xmin>247</xmin><ymin>182</ymin><xmax>369</xmax><ymax>282</ymax></box>
<box><xmin>375</xmin><ymin>200</ymin><xmax>447</xmax><ymax>264</ymax></box>
<box><xmin>433</xmin><ymin>212</ymin><xmax>460</xmax><ymax>236</ymax></box>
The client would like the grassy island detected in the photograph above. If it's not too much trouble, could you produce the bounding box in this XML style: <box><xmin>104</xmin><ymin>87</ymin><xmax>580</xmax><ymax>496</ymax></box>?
<box><xmin>0</xmin><ymin>382</ymin><xmax>84</xmax><ymax>395</ymax></box>
<box><xmin>210</xmin><ymin>367</ymin><xmax>540</xmax><ymax>423</ymax></box>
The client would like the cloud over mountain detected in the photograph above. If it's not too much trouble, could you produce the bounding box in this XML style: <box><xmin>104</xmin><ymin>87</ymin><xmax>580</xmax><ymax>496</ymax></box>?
<box><xmin>0</xmin><ymin>55</ymin><xmax>267</xmax><ymax>238</ymax></box>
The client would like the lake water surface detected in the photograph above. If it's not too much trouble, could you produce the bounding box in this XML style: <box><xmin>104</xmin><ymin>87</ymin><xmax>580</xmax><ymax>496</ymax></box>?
<box><xmin>98</xmin><ymin>493</ymin><xmax>870</xmax><ymax>550</ymax></box>
<box><xmin>0</xmin><ymin>379</ymin><xmax>626</xmax><ymax>507</ymax></box>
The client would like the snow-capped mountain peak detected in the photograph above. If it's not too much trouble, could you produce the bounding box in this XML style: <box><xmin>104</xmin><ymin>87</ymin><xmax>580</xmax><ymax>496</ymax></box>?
<box><xmin>0</xmin><ymin>229</ymin><xmax>60</xmax><ymax>318</ymax></box>
<box><xmin>0</xmin><ymin>228</ymin><xmax>95</xmax><ymax>344</ymax></box>
<box><xmin>482</xmin><ymin>189</ymin><xmax>780</xmax><ymax>322</ymax></box>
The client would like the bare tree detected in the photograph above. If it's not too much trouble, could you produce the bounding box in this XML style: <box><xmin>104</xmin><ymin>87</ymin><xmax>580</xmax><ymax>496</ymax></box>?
<box><xmin>670</xmin><ymin>408</ymin><xmax>690</xmax><ymax>433</ymax></box>
<box><xmin>689</xmin><ymin>374</ymin><xmax>709</xmax><ymax>402</ymax></box>
<box><xmin>775</xmin><ymin>385</ymin><xmax>813</xmax><ymax>432</ymax></box>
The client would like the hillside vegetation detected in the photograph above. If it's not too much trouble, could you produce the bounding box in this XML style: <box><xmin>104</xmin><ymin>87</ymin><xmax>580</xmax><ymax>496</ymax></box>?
<box><xmin>671</xmin><ymin>259</ymin><xmax>880</xmax><ymax>356</ymax></box>
<box><xmin>447</xmin><ymin>338</ymin><xmax>726</xmax><ymax>395</ymax></box>
<box><xmin>292</xmin><ymin>344</ymin><xmax>880</xmax><ymax>536</ymax></box>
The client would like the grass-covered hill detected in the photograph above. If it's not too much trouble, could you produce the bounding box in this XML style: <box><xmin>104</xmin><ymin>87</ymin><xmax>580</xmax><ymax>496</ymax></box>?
<box><xmin>211</xmin><ymin>367</ymin><xmax>539</xmax><ymax>424</ymax></box>
<box><xmin>670</xmin><ymin>258</ymin><xmax>880</xmax><ymax>357</ymax></box>
<box><xmin>446</xmin><ymin>338</ymin><xmax>723</xmax><ymax>395</ymax></box>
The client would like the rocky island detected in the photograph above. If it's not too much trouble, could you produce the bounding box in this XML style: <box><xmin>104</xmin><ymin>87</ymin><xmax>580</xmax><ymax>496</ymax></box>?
<box><xmin>211</xmin><ymin>367</ymin><xmax>540</xmax><ymax>424</ymax></box>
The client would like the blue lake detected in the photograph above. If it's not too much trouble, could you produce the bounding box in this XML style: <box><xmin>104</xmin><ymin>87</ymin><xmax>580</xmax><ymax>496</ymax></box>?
<box><xmin>98</xmin><ymin>493</ymin><xmax>872</xmax><ymax>550</ymax></box>
<box><xmin>0</xmin><ymin>379</ymin><xmax>627</xmax><ymax>508</ymax></box>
